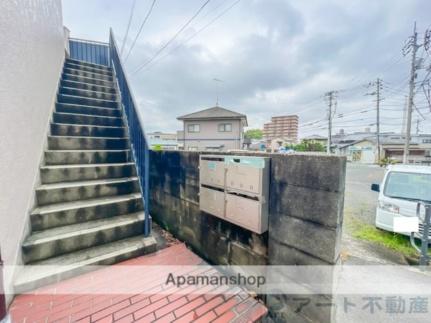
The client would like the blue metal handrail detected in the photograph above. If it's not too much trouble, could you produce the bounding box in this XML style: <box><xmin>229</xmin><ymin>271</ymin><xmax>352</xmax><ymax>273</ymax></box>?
<box><xmin>108</xmin><ymin>29</ymin><xmax>151</xmax><ymax>236</ymax></box>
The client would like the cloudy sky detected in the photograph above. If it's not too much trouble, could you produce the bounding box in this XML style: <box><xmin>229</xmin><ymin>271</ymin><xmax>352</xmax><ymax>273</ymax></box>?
<box><xmin>63</xmin><ymin>0</ymin><xmax>431</xmax><ymax>137</ymax></box>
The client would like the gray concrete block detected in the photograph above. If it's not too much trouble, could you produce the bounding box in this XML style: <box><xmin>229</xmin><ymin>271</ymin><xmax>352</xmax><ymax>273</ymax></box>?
<box><xmin>269</xmin><ymin>215</ymin><xmax>341</xmax><ymax>264</ymax></box>
<box><xmin>202</xmin><ymin>229</ymin><xmax>229</xmax><ymax>265</ymax></box>
<box><xmin>270</xmin><ymin>182</ymin><xmax>344</xmax><ymax>228</ymax></box>
<box><xmin>230</xmin><ymin>241</ymin><xmax>268</xmax><ymax>265</ymax></box>
<box><xmin>268</xmin><ymin>238</ymin><xmax>331</xmax><ymax>265</ymax></box>
<box><xmin>271</xmin><ymin>154</ymin><xmax>346</xmax><ymax>192</ymax></box>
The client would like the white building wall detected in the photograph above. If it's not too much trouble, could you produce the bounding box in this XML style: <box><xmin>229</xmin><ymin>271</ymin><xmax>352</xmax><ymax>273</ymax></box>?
<box><xmin>0</xmin><ymin>0</ymin><xmax>65</xmax><ymax>299</ymax></box>
<box><xmin>183</xmin><ymin>119</ymin><xmax>243</xmax><ymax>150</ymax></box>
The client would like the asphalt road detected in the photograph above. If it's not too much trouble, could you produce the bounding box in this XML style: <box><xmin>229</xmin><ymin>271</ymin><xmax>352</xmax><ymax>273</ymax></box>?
<box><xmin>344</xmin><ymin>163</ymin><xmax>385</xmax><ymax>225</ymax></box>
<box><xmin>341</xmin><ymin>163</ymin><xmax>407</xmax><ymax>265</ymax></box>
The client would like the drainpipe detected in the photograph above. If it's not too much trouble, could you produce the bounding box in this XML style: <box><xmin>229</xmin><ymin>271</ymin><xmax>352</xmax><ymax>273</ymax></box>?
<box><xmin>0</xmin><ymin>248</ymin><xmax>8</xmax><ymax>323</ymax></box>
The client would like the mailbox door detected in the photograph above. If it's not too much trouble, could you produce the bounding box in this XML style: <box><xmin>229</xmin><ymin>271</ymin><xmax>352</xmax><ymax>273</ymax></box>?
<box><xmin>200</xmin><ymin>159</ymin><xmax>225</xmax><ymax>188</ymax></box>
<box><xmin>225</xmin><ymin>194</ymin><xmax>267</xmax><ymax>233</ymax></box>
<box><xmin>226</xmin><ymin>163</ymin><xmax>261</xmax><ymax>195</ymax></box>
<box><xmin>199</xmin><ymin>187</ymin><xmax>225</xmax><ymax>218</ymax></box>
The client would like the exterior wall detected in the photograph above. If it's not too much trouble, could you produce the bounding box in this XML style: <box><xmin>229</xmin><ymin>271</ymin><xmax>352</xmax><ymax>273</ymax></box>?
<box><xmin>182</xmin><ymin>119</ymin><xmax>242</xmax><ymax>150</ymax></box>
<box><xmin>338</xmin><ymin>140</ymin><xmax>377</xmax><ymax>163</ymax></box>
<box><xmin>0</xmin><ymin>0</ymin><xmax>65</xmax><ymax>299</ymax></box>
<box><xmin>149</xmin><ymin>150</ymin><xmax>346</xmax><ymax>322</ymax></box>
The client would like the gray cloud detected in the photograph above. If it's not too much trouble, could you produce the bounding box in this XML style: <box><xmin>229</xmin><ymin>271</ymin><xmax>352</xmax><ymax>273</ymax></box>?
<box><xmin>63</xmin><ymin>0</ymin><xmax>431</xmax><ymax>135</ymax></box>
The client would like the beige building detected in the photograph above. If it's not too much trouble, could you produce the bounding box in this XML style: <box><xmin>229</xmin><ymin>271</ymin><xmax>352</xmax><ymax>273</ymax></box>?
<box><xmin>177</xmin><ymin>106</ymin><xmax>248</xmax><ymax>151</ymax></box>
<box><xmin>263</xmin><ymin>115</ymin><xmax>299</xmax><ymax>144</ymax></box>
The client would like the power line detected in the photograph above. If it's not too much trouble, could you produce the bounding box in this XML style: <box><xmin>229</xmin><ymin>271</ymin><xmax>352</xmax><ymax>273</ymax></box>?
<box><xmin>123</xmin><ymin>0</ymin><xmax>157</xmax><ymax>62</ymax></box>
<box><xmin>120</xmin><ymin>0</ymin><xmax>137</xmax><ymax>56</ymax></box>
<box><xmin>143</xmin><ymin>0</ymin><xmax>242</xmax><ymax>71</ymax></box>
<box><xmin>131</xmin><ymin>0</ymin><xmax>212</xmax><ymax>75</ymax></box>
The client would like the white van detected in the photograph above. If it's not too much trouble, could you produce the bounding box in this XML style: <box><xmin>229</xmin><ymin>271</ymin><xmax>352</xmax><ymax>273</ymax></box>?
<box><xmin>371</xmin><ymin>164</ymin><xmax>431</xmax><ymax>235</ymax></box>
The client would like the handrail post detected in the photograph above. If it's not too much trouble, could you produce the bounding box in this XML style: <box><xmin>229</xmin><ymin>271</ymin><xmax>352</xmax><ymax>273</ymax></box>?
<box><xmin>144</xmin><ymin>142</ymin><xmax>150</xmax><ymax>237</ymax></box>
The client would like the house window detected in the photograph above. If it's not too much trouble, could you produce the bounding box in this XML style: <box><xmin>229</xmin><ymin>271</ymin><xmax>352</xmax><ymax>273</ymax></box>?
<box><xmin>188</xmin><ymin>124</ymin><xmax>200</xmax><ymax>133</ymax></box>
<box><xmin>423</xmin><ymin>139</ymin><xmax>431</xmax><ymax>143</ymax></box>
<box><xmin>218</xmin><ymin>123</ymin><xmax>232</xmax><ymax>132</ymax></box>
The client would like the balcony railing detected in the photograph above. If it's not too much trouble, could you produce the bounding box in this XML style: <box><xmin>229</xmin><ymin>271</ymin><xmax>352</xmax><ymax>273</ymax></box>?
<box><xmin>68</xmin><ymin>33</ymin><xmax>151</xmax><ymax>236</ymax></box>
<box><xmin>69</xmin><ymin>38</ymin><xmax>110</xmax><ymax>66</ymax></box>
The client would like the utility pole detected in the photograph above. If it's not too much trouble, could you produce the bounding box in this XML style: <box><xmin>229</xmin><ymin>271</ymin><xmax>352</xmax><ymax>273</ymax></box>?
<box><xmin>376</xmin><ymin>78</ymin><xmax>382</xmax><ymax>162</ymax></box>
<box><xmin>367</xmin><ymin>78</ymin><xmax>383</xmax><ymax>162</ymax></box>
<box><xmin>416</xmin><ymin>119</ymin><xmax>420</xmax><ymax>134</ymax></box>
<box><xmin>403</xmin><ymin>22</ymin><xmax>418</xmax><ymax>164</ymax></box>
<box><xmin>325</xmin><ymin>91</ymin><xmax>336</xmax><ymax>154</ymax></box>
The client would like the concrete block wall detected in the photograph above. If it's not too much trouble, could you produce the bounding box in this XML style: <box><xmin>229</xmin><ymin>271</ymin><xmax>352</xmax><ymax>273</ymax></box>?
<box><xmin>267</xmin><ymin>155</ymin><xmax>345</xmax><ymax>323</ymax></box>
<box><xmin>150</xmin><ymin>151</ymin><xmax>268</xmax><ymax>266</ymax></box>
<box><xmin>149</xmin><ymin>151</ymin><xmax>346</xmax><ymax>322</ymax></box>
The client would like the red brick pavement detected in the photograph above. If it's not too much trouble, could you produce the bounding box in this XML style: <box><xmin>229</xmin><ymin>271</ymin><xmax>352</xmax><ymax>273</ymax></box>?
<box><xmin>9</xmin><ymin>244</ymin><xmax>267</xmax><ymax>322</ymax></box>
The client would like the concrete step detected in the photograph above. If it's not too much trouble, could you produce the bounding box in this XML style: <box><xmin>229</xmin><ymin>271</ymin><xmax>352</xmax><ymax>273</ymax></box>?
<box><xmin>36</xmin><ymin>177</ymin><xmax>140</xmax><ymax>206</ymax></box>
<box><xmin>61</xmin><ymin>79</ymin><xmax>116</xmax><ymax>94</ymax></box>
<box><xmin>56</xmin><ymin>102</ymin><xmax>121</xmax><ymax>117</ymax></box>
<box><xmin>30</xmin><ymin>193</ymin><xmax>143</xmax><ymax>231</ymax></box>
<box><xmin>47</xmin><ymin>135</ymin><xmax>129</xmax><ymax>150</ymax></box>
<box><xmin>40</xmin><ymin>162</ymin><xmax>136</xmax><ymax>183</ymax></box>
<box><xmin>65</xmin><ymin>62</ymin><xmax>113</xmax><ymax>76</ymax></box>
<box><xmin>44</xmin><ymin>149</ymin><xmax>131</xmax><ymax>165</ymax></box>
<box><xmin>62</xmin><ymin>73</ymin><xmax>114</xmax><ymax>87</ymax></box>
<box><xmin>66</xmin><ymin>58</ymin><xmax>111</xmax><ymax>71</ymax></box>
<box><xmin>63</xmin><ymin>67</ymin><xmax>113</xmax><ymax>82</ymax></box>
<box><xmin>51</xmin><ymin>123</ymin><xmax>127</xmax><ymax>138</ymax></box>
<box><xmin>60</xmin><ymin>86</ymin><xmax>117</xmax><ymax>101</ymax></box>
<box><xmin>22</xmin><ymin>212</ymin><xmax>146</xmax><ymax>263</ymax></box>
<box><xmin>57</xmin><ymin>93</ymin><xmax>119</xmax><ymax>109</ymax></box>
<box><xmin>14</xmin><ymin>235</ymin><xmax>157</xmax><ymax>294</ymax></box>
<box><xmin>53</xmin><ymin>112</ymin><xmax>122</xmax><ymax>127</ymax></box>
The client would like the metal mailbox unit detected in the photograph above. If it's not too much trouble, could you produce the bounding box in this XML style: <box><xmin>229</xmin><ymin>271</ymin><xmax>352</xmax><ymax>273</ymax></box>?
<box><xmin>199</xmin><ymin>155</ymin><xmax>270</xmax><ymax>234</ymax></box>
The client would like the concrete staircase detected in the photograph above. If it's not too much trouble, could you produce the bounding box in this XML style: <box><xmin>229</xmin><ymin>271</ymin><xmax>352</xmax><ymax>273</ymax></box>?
<box><xmin>14</xmin><ymin>58</ymin><xmax>156</xmax><ymax>293</ymax></box>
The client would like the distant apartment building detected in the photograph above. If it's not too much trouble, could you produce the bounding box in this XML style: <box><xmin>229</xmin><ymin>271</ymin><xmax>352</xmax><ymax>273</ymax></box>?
<box><xmin>263</xmin><ymin>115</ymin><xmax>299</xmax><ymax>144</ymax></box>
<box><xmin>177</xmin><ymin>106</ymin><xmax>247</xmax><ymax>151</ymax></box>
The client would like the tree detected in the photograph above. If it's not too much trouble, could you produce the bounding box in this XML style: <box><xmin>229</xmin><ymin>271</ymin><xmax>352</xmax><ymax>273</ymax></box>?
<box><xmin>244</xmin><ymin>129</ymin><xmax>263</xmax><ymax>140</ymax></box>
<box><xmin>286</xmin><ymin>140</ymin><xmax>325</xmax><ymax>152</ymax></box>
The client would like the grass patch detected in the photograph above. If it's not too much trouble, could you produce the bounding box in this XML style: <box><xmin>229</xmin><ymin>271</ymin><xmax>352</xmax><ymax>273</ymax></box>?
<box><xmin>346</xmin><ymin>215</ymin><xmax>426</xmax><ymax>257</ymax></box>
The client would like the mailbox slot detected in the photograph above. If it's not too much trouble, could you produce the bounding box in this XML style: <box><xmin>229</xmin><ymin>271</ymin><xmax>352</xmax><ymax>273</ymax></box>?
<box><xmin>199</xmin><ymin>157</ymin><xmax>225</xmax><ymax>188</ymax></box>
<box><xmin>199</xmin><ymin>186</ymin><xmax>225</xmax><ymax>218</ymax></box>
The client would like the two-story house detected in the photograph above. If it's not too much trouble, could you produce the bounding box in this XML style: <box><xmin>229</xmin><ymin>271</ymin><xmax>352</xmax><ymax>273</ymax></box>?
<box><xmin>177</xmin><ymin>106</ymin><xmax>248</xmax><ymax>151</ymax></box>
